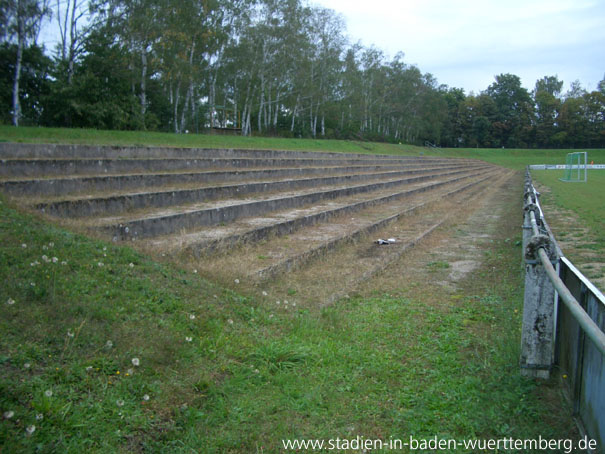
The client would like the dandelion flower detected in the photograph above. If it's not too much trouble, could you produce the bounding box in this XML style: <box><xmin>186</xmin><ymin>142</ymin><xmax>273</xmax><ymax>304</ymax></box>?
<box><xmin>143</xmin><ymin>394</ymin><xmax>150</xmax><ymax>401</ymax></box>
<box><xmin>6</xmin><ymin>298</ymin><xmax>15</xmax><ymax>306</ymax></box>
<box><xmin>35</xmin><ymin>413</ymin><xmax>43</xmax><ymax>421</ymax></box>
<box><xmin>3</xmin><ymin>411</ymin><xmax>14</xmax><ymax>419</ymax></box>
<box><xmin>25</xmin><ymin>425</ymin><xmax>36</xmax><ymax>436</ymax></box>
<box><xmin>44</xmin><ymin>390</ymin><xmax>53</xmax><ymax>397</ymax></box>
<box><xmin>116</xmin><ymin>399</ymin><xmax>124</xmax><ymax>407</ymax></box>
<box><xmin>185</xmin><ymin>336</ymin><xmax>192</xmax><ymax>342</ymax></box>
<box><xmin>131</xmin><ymin>358</ymin><xmax>140</xmax><ymax>367</ymax></box>
<box><xmin>193</xmin><ymin>269</ymin><xmax>198</xmax><ymax>274</ymax></box>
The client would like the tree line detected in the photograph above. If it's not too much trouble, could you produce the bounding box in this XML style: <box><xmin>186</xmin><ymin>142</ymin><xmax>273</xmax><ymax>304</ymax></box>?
<box><xmin>2</xmin><ymin>0</ymin><xmax>604</xmax><ymax>148</ymax></box>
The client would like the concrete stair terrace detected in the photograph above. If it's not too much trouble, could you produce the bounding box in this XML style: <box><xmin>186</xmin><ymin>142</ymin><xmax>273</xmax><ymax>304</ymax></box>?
<box><xmin>0</xmin><ymin>143</ymin><xmax>508</xmax><ymax>303</ymax></box>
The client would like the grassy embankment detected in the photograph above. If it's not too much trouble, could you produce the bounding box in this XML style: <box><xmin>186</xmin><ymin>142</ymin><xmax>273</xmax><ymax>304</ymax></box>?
<box><xmin>1</xmin><ymin>126</ymin><xmax>599</xmax><ymax>452</ymax></box>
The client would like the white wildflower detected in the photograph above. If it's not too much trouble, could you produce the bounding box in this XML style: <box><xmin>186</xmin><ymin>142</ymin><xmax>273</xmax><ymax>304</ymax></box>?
<box><xmin>227</xmin><ymin>319</ymin><xmax>234</xmax><ymax>325</ymax></box>
<box><xmin>276</xmin><ymin>300</ymin><xmax>280</xmax><ymax>305</ymax></box>
<box><xmin>35</xmin><ymin>413</ymin><xmax>43</xmax><ymax>421</ymax></box>
<box><xmin>61</xmin><ymin>261</ymin><xmax>67</xmax><ymax>266</ymax></box>
<box><xmin>193</xmin><ymin>269</ymin><xmax>198</xmax><ymax>274</ymax></box>
<box><xmin>116</xmin><ymin>399</ymin><xmax>124</xmax><ymax>407</ymax></box>
<box><xmin>234</xmin><ymin>279</ymin><xmax>240</xmax><ymax>284</ymax></box>
<box><xmin>42</xmin><ymin>245</ymin><xmax>48</xmax><ymax>250</ymax></box>
<box><xmin>6</xmin><ymin>298</ymin><xmax>15</xmax><ymax>306</ymax></box>
<box><xmin>23</xmin><ymin>363</ymin><xmax>30</xmax><ymax>369</ymax></box>
<box><xmin>86</xmin><ymin>366</ymin><xmax>92</xmax><ymax>371</ymax></box>
<box><xmin>262</xmin><ymin>291</ymin><xmax>268</xmax><ymax>296</ymax></box>
<box><xmin>253</xmin><ymin>369</ymin><xmax>259</xmax><ymax>374</ymax></box>
<box><xmin>3</xmin><ymin>411</ymin><xmax>14</xmax><ymax>419</ymax></box>
<box><xmin>42</xmin><ymin>255</ymin><xmax>49</xmax><ymax>262</ymax></box>
<box><xmin>131</xmin><ymin>358</ymin><xmax>140</xmax><ymax>367</ymax></box>
<box><xmin>67</xmin><ymin>329</ymin><xmax>74</xmax><ymax>338</ymax></box>
<box><xmin>268</xmin><ymin>314</ymin><xmax>274</xmax><ymax>319</ymax></box>
<box><xmin>25</xmin><ymin>425</ymin><xmax>36</xmax><ymax>436</ymax></box>
<box><xmin>127</xmin><ymin>368</ymin><xmax>134</xmax><ymax>375</ymax></box>
<box><xmin>189</xmin><ymin>314</ymin><xmax>196</xmax><ymax>320</ymax></box>
<box><xmin>98</xmin><ymin>262</ymin><xmax>104</xmax><ymax>267</ymax></box>
<box><xmin>105</xmin><ymin>340</ymin><xmax>113</xmax><ymax>349</ymax></box>
<box><xmin>48</xmin><ymin>242</ymin><xmax>54</xmax><ymax>247</ymax></box>
<box><xmin>129</xmin><ymin>263</ymin><xmax>134</xmax><ymax>268</ymax></box>
<box><xmin>44</xmin><ymin>390</ymin><xmax>53</xmax><ymax>398</ymax></box>
<box><xmin>185</xmin><ymin>337</ymin><xmax>192</xmax><ymax>342</ymax></box>
<box><xmin>52</xmin><ymin>257</ymin><xmax>58</xmax><ymax>263</ymax></box>
<box><xmin>103</xmin><ymin>247</ymin><xmax>107</xmax><ymax>251</ymax></box>
<box><xmin>30</xmin><ymin>282</ymin><xmax>35</xmax><ymax>287</ymax></box>
<box><xmin>143</xmin><ymin>394</ymin><xmax>150</xmax><ymax>401</ymax></box>
<box><xmin>21</xmin><ymin>243</ymin><xmax>27</xmax><ymax>248</ymax></box>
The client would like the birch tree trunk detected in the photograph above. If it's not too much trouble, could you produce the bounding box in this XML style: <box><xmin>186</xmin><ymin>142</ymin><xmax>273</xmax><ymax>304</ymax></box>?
<box><xmin>12</xmin><ymin>14</ymin><xmax>24</xmax><ymax>126</ymax></box>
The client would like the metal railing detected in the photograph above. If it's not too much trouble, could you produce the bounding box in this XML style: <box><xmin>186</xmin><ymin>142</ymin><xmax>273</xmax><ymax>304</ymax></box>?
<box><xmin>521</xmin><ymin>168</ymin><xmax>605</xmax><ymax>450</ymax></box>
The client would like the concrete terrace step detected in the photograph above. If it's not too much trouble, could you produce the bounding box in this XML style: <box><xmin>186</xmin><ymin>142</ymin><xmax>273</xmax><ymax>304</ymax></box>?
<box><xmin>37</xmin><ymin>164</ymin><xmax>488</xmax><ymax>218</ymax></box>
<box><xmin>0</xmin><ymin>155</ymin><xmax>474</xmax><ymax>178</ymax></box>
<box><xmin>1</xmin><ymin>162</ymin><xmax>477</xmax><ymax>198</ymax></box>
<box><xmin>0</xmin><ymin>143</ymin><xmax>469</xmax><ymax>161</ymax></box>
<box><xmin>94</xmin><ymin>167</ymin><xmax>491</xmax><ymax>241</ymax></box>
<box><xmin>254</xmin><ymin>172</ymin><xmax>499</xmax><ymax>280</ymax></box>
<box><xmin>146</xmin><ymin>168</ymin><xmax>500</xmax><ymax>256</ymax></box>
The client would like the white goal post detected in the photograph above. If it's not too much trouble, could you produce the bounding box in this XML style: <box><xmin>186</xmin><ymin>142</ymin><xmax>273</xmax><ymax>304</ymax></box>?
<box><xmin>560</xmin><ymin>152</ymin><xmax>587</xmax><ymax>183</ymax></box>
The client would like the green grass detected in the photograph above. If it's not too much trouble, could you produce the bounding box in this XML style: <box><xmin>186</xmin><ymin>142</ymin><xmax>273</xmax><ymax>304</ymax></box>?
<box><xmin>532</xmin><ymin>170</ymin><xmax>605</xmax><ymax>250</ymax></box>
<box><xmin>2</xmin><ymin>125</ymin><xmax>604</xmax><ymax>170</ymax></box>
<box><xmin>0</xmin><ymin>192</ymin><xmax>576</xmax><ymax>452</ymax></box>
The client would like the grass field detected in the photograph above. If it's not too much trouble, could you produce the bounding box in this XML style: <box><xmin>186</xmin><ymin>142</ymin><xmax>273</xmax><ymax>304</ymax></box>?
<box><xmin>1</xmin><ymin>126</ymin><xmax>601</xmax><ymax>452</ymax></box>
<box><xmin>532</xmin><ymin>170</ymin><xmax>605</xmax><ymax>249</ymax></box>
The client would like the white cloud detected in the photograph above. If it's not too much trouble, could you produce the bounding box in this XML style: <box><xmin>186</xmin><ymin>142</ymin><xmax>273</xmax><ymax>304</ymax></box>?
<box><xmin>312</xmin><ymin>0</ymin><xmax>605</xmax><ymax>92</ymax></box>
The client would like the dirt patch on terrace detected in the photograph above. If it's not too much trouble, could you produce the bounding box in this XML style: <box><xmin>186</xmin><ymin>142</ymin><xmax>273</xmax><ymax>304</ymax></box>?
<box><xmin>358</xmin><ymin>170</ymin><xmax>519</xmax><ymax>299</ymax></box>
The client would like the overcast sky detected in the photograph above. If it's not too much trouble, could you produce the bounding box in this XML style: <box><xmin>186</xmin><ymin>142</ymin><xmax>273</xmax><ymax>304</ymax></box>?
<box><xmin>312</xmin><ymin>0</ymin><xmax>605</xmax><ymax>94</ymax></box>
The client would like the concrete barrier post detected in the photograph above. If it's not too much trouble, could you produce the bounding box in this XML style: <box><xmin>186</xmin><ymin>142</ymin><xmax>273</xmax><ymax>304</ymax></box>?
<box><xmin>520</xmin><ymin>198</ymin><xmax>557</xmax><ymax>379</ymax></box>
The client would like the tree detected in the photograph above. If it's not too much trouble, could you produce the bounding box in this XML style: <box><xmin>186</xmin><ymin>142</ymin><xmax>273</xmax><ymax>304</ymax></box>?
<box><xmin>1</xmin><ymin>0</ymin><xmax>50</xmax><ymax>126</ymax></box>
<box><xmin>485</xmin><ymin>73</ymin><xmax>534</xmax><ymax>147</ymax></box>
<box><xmin>533</xmin><ymin>75</ymin><xmax>563</xmax><ymax>147</ymax></box>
